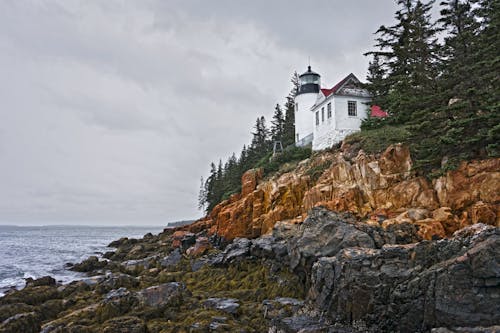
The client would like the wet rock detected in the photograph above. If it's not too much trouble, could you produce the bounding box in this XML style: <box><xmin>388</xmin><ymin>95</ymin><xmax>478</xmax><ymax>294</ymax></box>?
<box><xmin>262</xmin><ymin>297</ymin><xmax>304</xmax><ymax>322</ymax></box>
<box><xmin>269</xmin><ymin>314</ymin><xmax>329</xmax><ymax>333</ymax></box>
<box><xmin>171</xmin><ymin>231</ymin><xmax>196</xmax><ymax>250</ymax></box>
<box><xmin>309</xmin><ymin>224</ymin><xmax>500</xmax><ymax>332</ymax></box>
<box><xmin>432</xmin><ymin>326</ymin><xmax>500</xmax><ymax>333</ymax></box>
<box><xmin>121</xmin><ymin>255</ymin><xmax>158</xmax><ymax>272</ymax></box>
<box><xmin>108</xmin><ymin>237</ymin><xmax>135</xmax><ymax>248</ymax></box>
<box><xmin>186</xmin><ymin>236</ymin><xmax>211</xmax><ymax>257</ymax></box>
<box><xmin>160</xmin><ymin>248</ymin><xmax>182</xmax><ymax>269</ymax></box>
<box><xmin>190</xmin><ymin>257</ymin><xmax>211</xmax><ymax>272</ymax></box>
<box><xmin>203</xmin><ymin>298</ymin><xmax>239</xmax><ymax>314</ymax></box>
<box><xmin>0</xmin><ymin>303</ymin><xmax>36</xmax><ymax>322</ymax></box>
<box><xmin>272</xmin><ymin>221</ymin><xmax>301</xmax><ymax>241</ymax></box>
<box><xmin>97</xmin><ymin>288</ymin><xmax>138</xmax><ymax>322</ymax></box>
<box><xmin>136</xmin><ymin>282</ymin><xmax>188</xmax><ymax>308</ymax></box>
<box><xmin>0</xmin><ymin>285</ymin><xmax>60</xmax><ymax>306</ymax></box>
<box><xmin>80</xmin><ymin>275</ymin><xmax>106</xmax><ymax>286</ymax></box>
<box><xmin>98</xmin><ymin>273</ymin><xmax>139</xmax><ymax>291</ymax></box>
<box><xmin>102</xmin><ymin>315</ymin><xmax>147</xmax><ymax>333</ymax></box>
<box><xmin>25</xmin><ymin>276</ymin><xmax>56</xmax><ymax>288</ymax></box>
<box><xmin>212</xmin><ymin>238</ymin><xmax>251</xmax><ymax>265</ymax></box>
<box><xmin>71</xmin><ymin>256</ymin><xmax>107</xmax><ymax>272</ymax></box>
<box><xmin>250</xmin><ymin>236</ymin><xmax>287</xmax><ymax>260</ymax></box>
<box><xmin>288</xmin><ymin>209</ymin><xmax>377</xmax><ymax>280</ymax></box>
<box><xmin>0</xmin><ymin>312</ymin><xmax>41</xmax><ymax>333</ymax></box>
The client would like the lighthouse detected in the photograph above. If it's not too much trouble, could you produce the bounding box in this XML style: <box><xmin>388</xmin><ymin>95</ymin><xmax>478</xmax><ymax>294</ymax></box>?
<box><xmin>294</xmin><ymin>66</ymin><xmax>320</xmax><ymax>146</ymax></box>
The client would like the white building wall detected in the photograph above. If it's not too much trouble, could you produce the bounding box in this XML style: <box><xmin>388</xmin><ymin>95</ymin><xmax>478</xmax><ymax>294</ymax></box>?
<box><xmin>294</xmin><ymin>93</ymin><xmax>317</xmax><ymax>146</ymax></box>
<box><xmin>312</xmin><ymin>95</ymin><xmax>371</xmax><ymax>151</ymax></box>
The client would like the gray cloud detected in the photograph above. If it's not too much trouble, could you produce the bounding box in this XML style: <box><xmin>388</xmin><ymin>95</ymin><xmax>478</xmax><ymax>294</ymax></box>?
<box><xmin>0</xmin><ymin>0</ymin><xmax>398</xmax><ymax>225</ymax></box>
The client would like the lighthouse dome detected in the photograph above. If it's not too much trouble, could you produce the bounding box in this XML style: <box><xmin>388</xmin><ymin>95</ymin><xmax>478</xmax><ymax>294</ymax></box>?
<box><xmin>297</xmin><ymin>66</ymin><xmax>321</xmax><ymax>95</ymax></box>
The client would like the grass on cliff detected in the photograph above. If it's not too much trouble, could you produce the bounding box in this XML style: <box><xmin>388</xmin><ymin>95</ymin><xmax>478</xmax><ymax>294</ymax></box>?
<box><xmin>344</xmin><ymin>125</ymin><xmax>412</xmax><ymax>155</ymax></box>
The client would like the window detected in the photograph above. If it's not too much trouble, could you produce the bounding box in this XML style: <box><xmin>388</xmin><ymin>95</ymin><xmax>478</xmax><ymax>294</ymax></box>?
<box><xmin>321</xmin><ymin>107</ymin><xmax>325</xmax><ymax>122</ymax></box>
<box><xmin>315</xmin><ymin>111</ymin><xmax>319</xmax><ymax>125</ymax></box>
<box><xmin>348</xmin><ymin>101</ymin><xmax>357</xmax><ymax>116</ymax></box>
<box><xmin>295</xmin><ymin>102</ymin><xmax>298</xmax><ymax>112</ymax></box>
<box><xmin>327</xmin><ymin>103</ymin><xmax>332</xmax><ymax>118</ymax></box>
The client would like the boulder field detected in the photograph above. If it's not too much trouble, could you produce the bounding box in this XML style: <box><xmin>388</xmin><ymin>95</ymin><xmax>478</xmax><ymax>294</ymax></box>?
<box><xmin>1</xmin><ymin>208</ymin><xmax>498</xmax><ymax>332</ymax></box>
<box><xmin>182</xmin><ymin>144</ymin><xmax>499</xmax><ymax>241</ymax></box>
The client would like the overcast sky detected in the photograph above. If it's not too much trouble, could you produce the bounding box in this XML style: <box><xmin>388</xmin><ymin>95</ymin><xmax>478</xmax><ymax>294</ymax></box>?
<box><xmin>0</xmin><ymin>0</ymin><xmax>399</xmax><ymax>225</ymax></box>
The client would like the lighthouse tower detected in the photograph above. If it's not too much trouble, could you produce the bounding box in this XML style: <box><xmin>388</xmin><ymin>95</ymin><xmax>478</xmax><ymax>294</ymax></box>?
<box><xmin>295</xmin><ymin>66</ymin><xmax>320</xmax><ymax>146</ymax></box>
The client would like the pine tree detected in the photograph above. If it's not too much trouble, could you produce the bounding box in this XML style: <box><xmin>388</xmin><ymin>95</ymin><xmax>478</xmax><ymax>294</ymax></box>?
<box><xmin>438</xmin><ymin>0</ymin><xmax>479</xmax><ymax>101</ymax></box>
<box><xmin>251</xmin><ymin>116</ymin><xmax>270</xmax><ymax>154</ymax></box>
<box><xmin>271</xmin><ymin>103</ymin><xmax>285</xmax><ymax>142</ymax></box>
<box><xmin>365</xmin><ymin>0</ymin><xmax>440</xmax><ymax>123</ymax></box>
<box><xmin>283</xmin><ymin>72</ymin><xmax>299</xmax><ymax>146</ymax></box>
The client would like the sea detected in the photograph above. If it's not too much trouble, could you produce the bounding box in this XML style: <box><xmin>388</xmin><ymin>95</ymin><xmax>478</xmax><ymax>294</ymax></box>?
<box><xmin>0</xmin><ymin>225</ymin><xmax>165</xmax><ymax>297</ymax></box>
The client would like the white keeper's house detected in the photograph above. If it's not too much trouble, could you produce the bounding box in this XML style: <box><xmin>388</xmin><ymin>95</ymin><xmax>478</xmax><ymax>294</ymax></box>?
<box><xmin>294</xmin><ymin>66</ymin><xmax>385</xmax><ymax>151</ymax></box>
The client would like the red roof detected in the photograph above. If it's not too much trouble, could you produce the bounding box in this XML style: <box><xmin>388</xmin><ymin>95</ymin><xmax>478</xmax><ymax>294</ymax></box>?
<box><xmin>320</xmin><ymin>88</ymin><xmax>333</xmax><ymax>97</ymax></box>
<box><xmin>320</xmin><ymin>73</ymin><xmax>358</xmax><ymax>98</ymax></box>
<box><xmin>370</xmin><ymin>105</ymin><xmax>388</xmax><ymax>118</ymax></box>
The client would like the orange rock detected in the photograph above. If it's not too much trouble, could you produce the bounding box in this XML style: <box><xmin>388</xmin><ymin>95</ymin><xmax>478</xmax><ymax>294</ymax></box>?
<box><xmin>186</xmin><ymin>237</ymin><xmax>211</xmax><ymax>257</ymax></box>
<box><xmin>470</xmin><ymin>201</ymin><xmax>498</xmax><ymax>226</ymax></box>
<box><xmin>185</xmin><ymin>144</ymin><xmax>499</xmax><ymax>241</ymax></box>
<box><xmin>241</xmin><ymin>168</ymin><xmax>262</xmax><ymax>197</ymax></box>
<box><xmin>415</xmin><ymin>218</ymin><xmax>446</xmax><ymax>240</ymax></box>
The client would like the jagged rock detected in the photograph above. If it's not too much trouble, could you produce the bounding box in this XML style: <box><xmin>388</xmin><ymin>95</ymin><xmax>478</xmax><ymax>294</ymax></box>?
<box><xmin>80</xmin><ymin>275</ymin><xmax>106</xmax><ymax>286</ymax></box>
<box><xmin>288</xmin><ymin>209</ymin><xmax>377</xmax><ymax>280</ymax></box>
<box><xmin>0</xmin><ymin>303</ymin><xmax>36</xmax><ymax>322</ymax></box>
<box><xmin>99</xmin><ymin>273</ymin><xmax>139</xmax><ymax>291</ymax></box>
<box><xmin>104</xmin><ymin>288</ymin><xmax>131</xmax><ymax>303</ymax></box>
<box><xmin>186</xmin><ymin>237</ymin><xmax>211</xmax><ymax>257</ymax></box>
<box><xmin>136</xmin><ymin>282</ymin><xmax>188</xmax><ymax>308</ymax></box>
<box><xmin>108</xmin><ymin>237</ymin><xmax>136</xmax><ymax>248</ymax></box>
<box><xmin>0</xmin><ymin>312</ymin><xmax>41</xmax><ymax>333</ymax></box>
<box><xmin>102</xmin><ymin>316</ymin><xmax>146</xmax><ymax>333</ymax></box>
<box><xmin>309</xmin><ymin>224</ymin><xmax>500</xmax><ymax>332</ymax></box>
<box><xmin>25</xmin><ymin>276</ymin><xmax>56</xmax><ymax>288</ymax></box>
<box><xmin>262</xmin><ymin>297</ymin><xmax>304</xmax><ymax>322</ymax></box>
<box><xmin>212</xmin><ymin>238</ymin><xmax>252</xmax><ymax>265</ymax></box>
<box><xmin>250</xmin><ymin>236</ymin><xmax>287</xmax><ymax>260</ymax></box>
<box><xmin>203</xmin><ymin>298</ymin><xmax>240</xmax><ymax>314</ymax></box>
<box><xmin>171</xmin><ymin>231</ymin><xmax>196</xmax><ymax>250</ymax></box>
<box><xmin>269</xmin><ymin>315</ymin><xmax>330</xmax><ymax>333</ymax></box>
<box><xmin>160</xmin><ymin>248</ymin><xmax>182</xmax><ymax>269</ymax></box>
<box><xmin>179</xmin><ymin>144</ymin><xmax>498</xmax><ymax>241</ymax></box>
<box><xmin>272</xmin><ymin>221</ymin><xmax>301</xmax><ymax>241</ymax></box>
<box><xmin>71</xmin><ymin>256</ymin><xmax>107</xmax><ymax>272</ymax></box>
<box><xmin>431</xmin><ymin>326</ymin><xmax>500</xmax><ymax>333</ymax></box>
<box><xmin>121</xmin><ymin>255</ymin><xmax>158</xmax><ymax>271</ymax></box>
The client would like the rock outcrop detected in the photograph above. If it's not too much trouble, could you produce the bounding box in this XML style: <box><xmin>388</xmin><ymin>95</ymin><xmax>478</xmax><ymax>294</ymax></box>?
<box><xmin>309</xmin><ymin>223</ymin><xmax>500</xmax><ymax>332</ymax></box>
<box><xmin>182</xmin><ymin>144</ymin><xmax>499</xmax><ymax>241</ymax></box>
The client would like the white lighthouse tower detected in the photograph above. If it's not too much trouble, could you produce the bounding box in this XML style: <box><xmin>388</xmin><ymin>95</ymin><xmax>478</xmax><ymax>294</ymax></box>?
<box><xmin>294</xmin><ymin>66</ymin><xmax>321</xmax><ymax>146</ymax></box>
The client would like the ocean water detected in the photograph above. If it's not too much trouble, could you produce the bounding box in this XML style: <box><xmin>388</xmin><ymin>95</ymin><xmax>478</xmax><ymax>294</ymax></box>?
<box><xmin>0</xmin><ymin>225</ymin><xmax>165</xmax><ymax>297</ymax></box>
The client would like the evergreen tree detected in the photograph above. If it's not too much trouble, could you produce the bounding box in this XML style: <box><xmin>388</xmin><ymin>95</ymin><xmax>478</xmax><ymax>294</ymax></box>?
<box><xmin>438</xmin><ymin>0</ymin><xmax>479</xmax><ymax>101</ymax></box>
<box><xmin>250</xmin><ymin>116</ymin><xmax>270</xmax><ymax>154</ymax></box>
<box><xmin>365</xmin><ymin>0</ymin><xmax>440</xmax><ymax>123</ymax></box>
<box><xmin>283</xmin><ymin>72</ymin><xmax>299</xmax><ymax>146</ymax></box>
<box><xmin>271</xmin><ymin>103</ymin><xmax>285</xmax><ymax>142</ymax></box>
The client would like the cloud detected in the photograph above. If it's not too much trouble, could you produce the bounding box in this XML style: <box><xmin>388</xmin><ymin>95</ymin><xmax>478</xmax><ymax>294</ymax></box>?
<box><xmin>0</xmin><ymin>0</ymin><xmax>398</xmax><ymax>224</ymax></box>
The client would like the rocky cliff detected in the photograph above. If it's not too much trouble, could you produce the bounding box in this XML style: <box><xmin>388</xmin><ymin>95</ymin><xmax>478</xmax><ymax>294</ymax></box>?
<box><xmin>184</xmin><ymin>144</ymin><xmax>499</xmax><ymax>241</ymax></box>
<box><xmin>1</xmin><ymin>144</ymin><xmax>498</xmax><ymax>333</ymax></box>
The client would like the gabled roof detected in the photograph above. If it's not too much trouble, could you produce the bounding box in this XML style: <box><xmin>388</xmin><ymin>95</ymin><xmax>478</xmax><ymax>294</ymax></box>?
<box><xmin>320</xmin><ymin>73</ymin><xmax>362</xmax><ymax>98</ymax></box>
